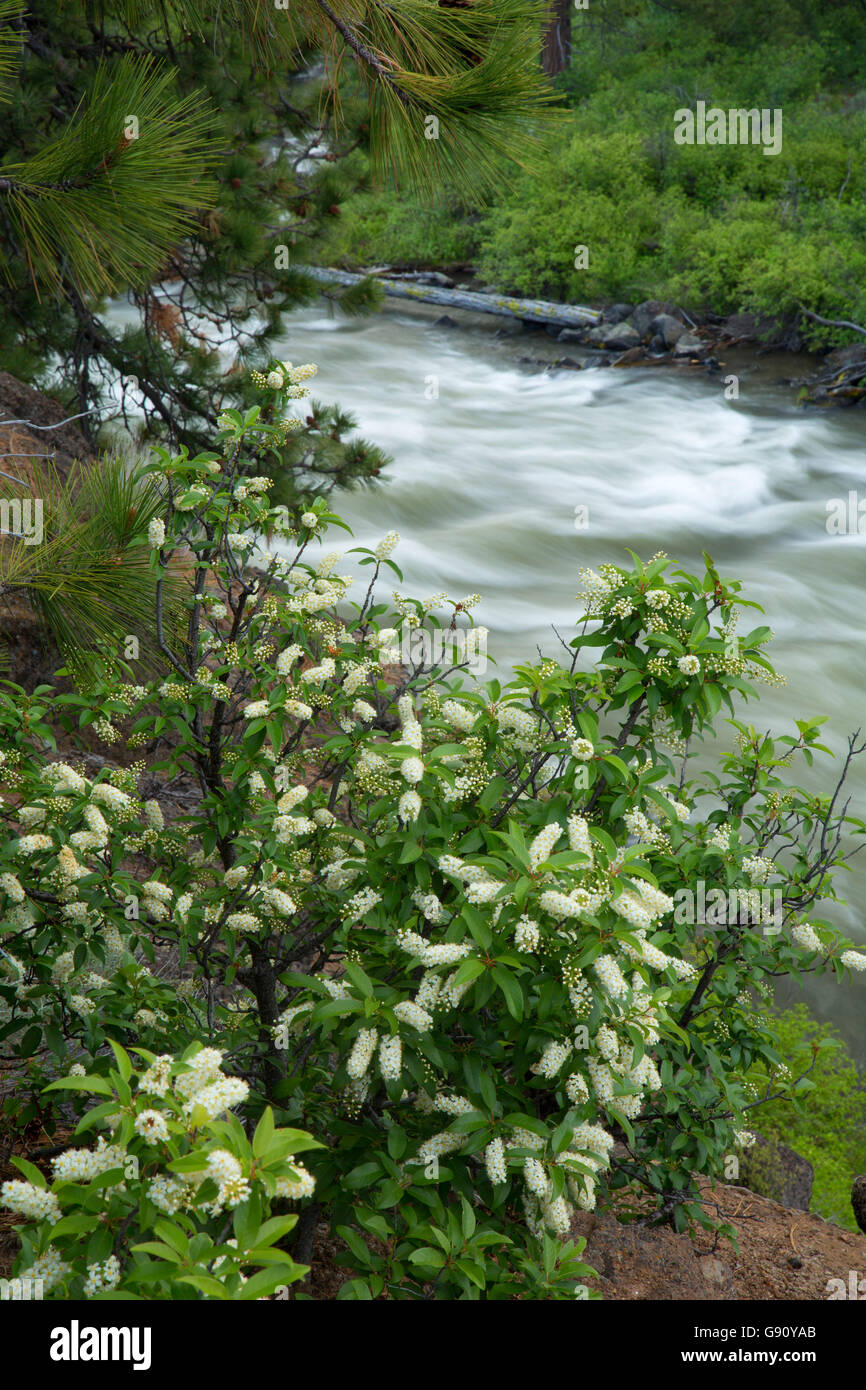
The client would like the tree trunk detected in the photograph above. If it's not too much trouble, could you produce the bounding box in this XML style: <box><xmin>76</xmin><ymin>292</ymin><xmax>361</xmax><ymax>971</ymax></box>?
<box><xmin>304</xmin><ymin>266</ymin><xmax>600</xmax><ymax>330</ymax></box>
<box><xmin>542</xmin><ymin>0</ymin><xmax>572</xmax><ymax>77</ymax></box>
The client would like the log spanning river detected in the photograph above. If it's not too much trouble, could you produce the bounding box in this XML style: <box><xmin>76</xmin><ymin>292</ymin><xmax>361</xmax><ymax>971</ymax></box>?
<box><xmin>275</xmin><ymin>298</ymin><xmax>866</xmax><ymax>1059</ymax></box>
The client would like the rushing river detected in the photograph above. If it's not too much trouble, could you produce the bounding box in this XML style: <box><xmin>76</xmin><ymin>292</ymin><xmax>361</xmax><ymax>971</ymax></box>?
<box><xmin>275</xmin><ymin>299</ymin><xmax>866</xmax><ymax>1060</ymax></box>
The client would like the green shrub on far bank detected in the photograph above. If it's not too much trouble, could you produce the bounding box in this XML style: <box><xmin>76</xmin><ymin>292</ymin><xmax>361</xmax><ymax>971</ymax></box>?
<box><xmin>311</xmin><ymin>189</ymin><xmax>479</xmax><ymax>271</ymax></box>
<box><xmin>744</xmin><ymin>1004</ymin><xmax>866</xmax><ymax>1230</ymax></box>
<box><xmin>315</xmin><ymin>4</ymin><xmax>866</xmax><ymax>347</ymax></box>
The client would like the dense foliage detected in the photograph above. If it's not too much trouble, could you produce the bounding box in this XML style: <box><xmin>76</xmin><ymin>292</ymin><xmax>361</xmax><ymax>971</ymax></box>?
<box><xmin>317</xmin><ymin>0</ymin><xmax>866</xmax><ymax>345</ymax></box>
<box><xmin>2</xmin><ymin>362</ymin><xmax>864</xmax><ymax>1298</ymax></box>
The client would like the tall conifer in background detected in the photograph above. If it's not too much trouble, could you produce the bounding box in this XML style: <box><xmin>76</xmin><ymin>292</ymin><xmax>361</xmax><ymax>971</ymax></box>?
<box><xmin>0</xmin><ymin>1</ymin><xmax>557</xmax><ymax>495</ymax></box>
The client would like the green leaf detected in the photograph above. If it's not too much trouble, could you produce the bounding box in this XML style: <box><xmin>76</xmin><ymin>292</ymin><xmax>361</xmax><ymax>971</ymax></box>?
<box><xmin>344</xmin><ymin>962</ymin><xmax>375</xmax><ymax>999</ymax></box>
<box><xmin>130</xmin><ymin>1241</ymin><xmax>183</xmax><ymax>1263</ymax></box>
<box><xmin>43</xmin><ymin>1075</ymin><xmax>114</xmax><ymax>1097</ymax></box>
<box><xmin>8</xmin><ymin>1156</ymin><xmax>46</xmax><ymax>1187</ymax></box>
<box><xmin>451</xmin><ymin>956</ymin><xmax>486</xmax><ymax>990</ymax></box>
<box><xmin>387</xmin><ymin>1126</ymin><xmax>407</xmax><ymax>1161</ymax></box>
<box><xmin>252</xmin><ymin>1107</ymin><xmax>275</xmax><ymax>1159</ymax></box>
<box><xmin>175</xmin><ymin>1273</ymin><xmax>229</xmax><ymax>1298</ymax></box>
<box><xmin>344</xmin><ymin>1162</ymin><xmax>382</xmax><ymax>1191</ymax></box>
<box><xmin>491</xmin><ymin>965</ymin><xmax>523</xmax><ymax>1021</ymax></box>
<box><xmin>106</xmin><ymin>1039</ymin><xmax>132</xmax><ymax>1083</ymax></box>
<box><xmin>460</xmin><ymin>1197</ymin><xmax>476</xmax><ymax>1240</ymax></box>
<box><xmin>455</xmin><ymin>1257</ymin><xmax>485</xmax><ymax>1289</ymax></box>
<box><xmin>408</xmin><ymin>1246</ymin><xmax>445</xmax><ymax>1269</ymax></box>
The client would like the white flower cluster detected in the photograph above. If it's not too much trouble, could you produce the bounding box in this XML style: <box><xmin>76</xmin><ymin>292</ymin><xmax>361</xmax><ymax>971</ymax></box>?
<box><xmin>0</xmin><ymin>1180</ymin><xmax>61</xmax><ymax>1224</ymax></box>
<box><xmin>379</xmin><ymin>1034</ymin><xmax>402</xmax><ymax>1080</ymax></box>
<box><xmin>411</xmin><ymin>889</ymin><xmax>446</xmax><ymax>923</ymax></box>
<box><xmin>8</xmin><ymin>1248</ymin><xmax>69</xmax><ymax>1294</ymax></box>
<box><xmin>205</xmin><ymin>1149</ymin><xmax>251</xmax><ymax>1211</ymax></box>
<box><xmin>514</xmin><ymin>915</ymin><xmax>540</xmax><ymax>952</ymax></box>
<box><xmin>791</xmin><ymin>922</ymin><xmax>823</xmax><ymax>954</ymax></box>
<box><xmin>83</xmin><ymin>1255</ymin><xmax>121</xmax><ymax>1296</ymax></box>
<box><xmin>393</xmin><ymin>1000</ymin><xmax>433</xmax><ymax>1030</ymax></box>
<box><xmin>592</xmin><ymin>954</ymin><xmax>629</xmax><ymax>998</ymax></box>
<box><xmin>441</xmin><ymin>700</ymin><xmax>477</xmax><ymax>733</ymax></box>
<box><xmin>398</xmin><ymin>789</ymin><xmax>422</xmax><ymax>824</ymax></box>
<box><xmin>567</xmin><ymin>814</ymin><xmax>593</xmax><ymax>862</ymax></box>
<box><xmin>530</xmin><ymin>822</ymin><xmax>561</xmax><ymax>872</ymax></box>
<box><xmin>139</xmin><ymin>1055</ymin><xmax>173</xmax><ymax>1098</ymax></box>
<box><xmin>347</xmin><ymin>1027</ymin><xmax>378</xmax><ymax>1079</ymax></box>
<box><xmin>434</xmin><ymin>1092</ymin><xmax>475</xmax><ymax>1116</ymax></box>
<box><xmin>496</xmin><ymin>704</ymin><xmax>538</xmax><ymax>752</ymax></box>
<box><xmin>531</xmin><ymin>1039</ymin><xmax>572</xmax><ymax>1079</ymax></box>
<box><xmin>416</xmin><ymin>1129</ymin><xmax>465</xmax><ymax>1166</ymax></box>
<box><xmin>743</xmin><ymin>855</ymin><xmax>774</xmax><ymax>883</ymax></box>
<box><xmin>539</xmin><ymin>889</ymin><xmax>584</xmax><ymax>920</ymax></box>
<box><xmin>51</xmin><ymin>1135</ymin><xmax>128</xmax><ymax>1183</ymax></box>
<box><xmin>174</xmin><ymin>1049</ymin><xmax>250</xmax><ymax>1122</ymax></box>
<box><xmin>274</xmin><ymin>1166</ymin><xmax>316</xmax><ymax>1201</ymax></box>
<box><xmin>485</xmin><ymin>1137</ymin><xmax>507</xmax><ymax>1184</ymax></box>
<box><xmin>707</xmin><ymin>824</ymin><xmax>731</xmax><ymax>852</ymax></box>
<box><xmin>343</xmin><ymin>887</ymin><xmax>381</xmax><ymax>921</ymax></box>
<box><xmin>134</xmin><ymin>1109</ymin><xmax>170</xmax><ymax>1143</ymax></box>
<box><xmin>375</xmin><ymin>530</ymin><xmax>399</xmax><ymax>560</ymax></box>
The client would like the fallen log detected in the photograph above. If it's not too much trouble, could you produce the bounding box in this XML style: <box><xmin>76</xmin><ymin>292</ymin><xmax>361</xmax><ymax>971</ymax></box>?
<box><xmin>304</xmin><ymin>265</ymin><xmax>601</xmax><ymax>330</ymax></box>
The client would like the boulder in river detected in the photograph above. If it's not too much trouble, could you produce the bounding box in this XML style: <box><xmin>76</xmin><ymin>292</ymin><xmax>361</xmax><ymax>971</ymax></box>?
<box><xmin>633</xmin><ymin>300</ymin><xmax>684</xmax><ymax>339</ymax></box>
<box><xmin>673</xmin><ymin>331</ymin><xmax>708</xmax><ymax>357</ymax></box>
<box><xmin>612</xmin><ymin>345</ymin><xmax>649</xmax><ymax>366</ymax></box>
<box><xmin>549</xmin><ymin>356</ymin><xmax>582</xmax><ymax>372</ymax></box>
<box><xmin>557</xmin><ymin>327</ymin><xmax>589</xmax><ymax>344</ymax></box>
<box><xmin>597</xmin><ymin>321</ymin><xmax>641</xmax><ymax>350</ymax></box>
<box><xmin>650</xmin><ymin>312</ymin><xmax>688</xmax><ymax>349</ymax></box>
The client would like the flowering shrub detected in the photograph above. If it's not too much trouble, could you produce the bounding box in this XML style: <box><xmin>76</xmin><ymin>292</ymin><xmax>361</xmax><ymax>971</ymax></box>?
<box><xmin>0</xmin><ymin>1042</ymin><xmax>318</xmax><ymax>1299</ymax></box>
<box><xmin>2</xmin><ymin>360</ymin><xmax>865</xmax><ymax>1298</ymax></box>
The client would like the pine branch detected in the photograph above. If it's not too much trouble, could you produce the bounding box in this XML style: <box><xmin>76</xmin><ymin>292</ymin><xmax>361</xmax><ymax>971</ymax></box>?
<box><xmin>0</xmin><ymin>0</ymin><xmax>25</xmax><ymax>100</ymax></box>
<box><xmin>0</xmin><ymin>53</ymin><xmax>217</xmax><ymax>295</ymax></box>
<box><xmin>313</xmin><ymin>0</ymin><xmax>413</xmax><ymax>106</ymax></box>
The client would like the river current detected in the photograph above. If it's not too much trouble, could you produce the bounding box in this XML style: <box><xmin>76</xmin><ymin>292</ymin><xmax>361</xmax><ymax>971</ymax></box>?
<box><xmin>275</xmin><ymin>299</ymin><xmax>866</xmax><ymax>1059</ymax></box>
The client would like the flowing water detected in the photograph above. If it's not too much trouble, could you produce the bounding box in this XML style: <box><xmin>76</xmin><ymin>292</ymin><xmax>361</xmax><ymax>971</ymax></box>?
<box><xmin>275</xmin><ymin>300</ymin><xmax>866</xmax><ymax>1059</ymax></box>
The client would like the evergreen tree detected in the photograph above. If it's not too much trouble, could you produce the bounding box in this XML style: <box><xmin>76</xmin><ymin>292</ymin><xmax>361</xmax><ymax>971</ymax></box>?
<box><xmin>0</xmin><ymin>1</ymin><xmax>558</xmax><ymax>500</ymax></box>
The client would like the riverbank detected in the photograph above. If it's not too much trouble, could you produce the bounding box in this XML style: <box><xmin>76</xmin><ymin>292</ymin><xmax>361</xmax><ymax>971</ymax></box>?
<box><xmin>311</xmin><ymin>264</ymin><xmax>866</xmax><ymax>407</ymax></box>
